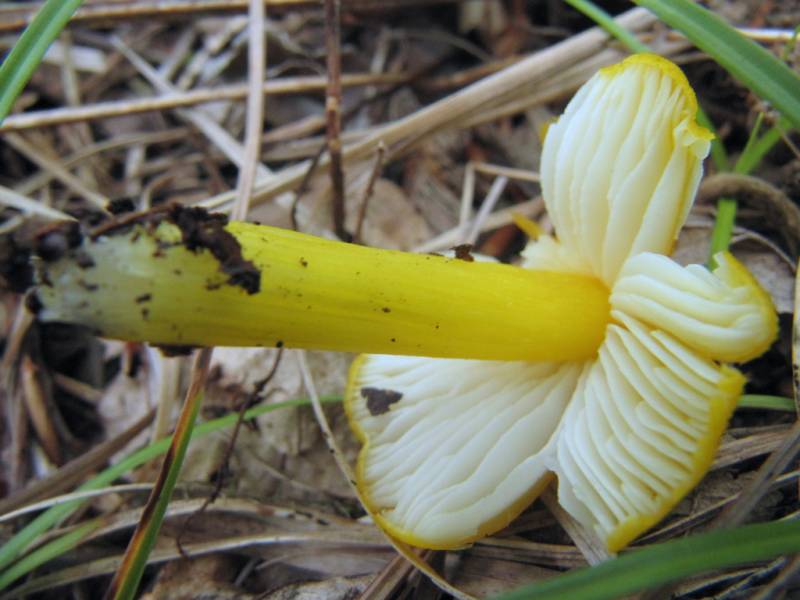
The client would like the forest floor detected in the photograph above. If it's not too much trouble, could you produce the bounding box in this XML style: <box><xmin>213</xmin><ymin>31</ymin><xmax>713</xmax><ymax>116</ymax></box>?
<box><xmin>0</xmin><ymin>0</ymin><xmax>798</xmax><ymax>598</ymax></box>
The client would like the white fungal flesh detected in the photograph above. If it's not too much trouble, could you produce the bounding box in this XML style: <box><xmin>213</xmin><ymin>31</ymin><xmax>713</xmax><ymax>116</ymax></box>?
<box><xmin>550</xmin><ymin>313</ymin><xmax>741</xmax><ymax>549</ymax></box>
<box><xmin>539</xmin><ymin>57</ymin><xmax>710</xmax><ymax>285</ymax></box>
<box><xmin>612</xmin><ymin>252</ymin><xmax>777</xmax><ymax>363</ymax></box>
<box><xmin>345</xmin><ymin>55</ymin><xmax>775</xmax><ymax>552</ymax></box>
<box><xmin>348</xmin><ymin>357</ymin><xmax>582</xmax><ymax>547</ymax></box>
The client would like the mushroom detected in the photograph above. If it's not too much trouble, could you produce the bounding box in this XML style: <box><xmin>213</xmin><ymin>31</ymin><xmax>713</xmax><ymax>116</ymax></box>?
<box><xmin>344</xmin><ymin>54</ymin><xmax>777</xmax><ymax>552</ymax></box>
<box><xmin>32</xmin><ymin>54</ymin><xmax>776</xmax><ymax>552</ymax></box>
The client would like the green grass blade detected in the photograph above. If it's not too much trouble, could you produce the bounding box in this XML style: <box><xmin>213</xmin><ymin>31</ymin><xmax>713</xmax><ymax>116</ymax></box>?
<box><xmin>738</xmin><ymin>394</ymin><xmax>796</xmax><ymax>412</ymax></box>
<box><xmin>734</xmin><ymin>121</ymin><xmax>787</xmax><ymax>175</ymax></box>
<box><xmin>564</xmin><ymin>0</ymin><xmax>649</xmax><ymax>53</ymax></box>
<box><xmin>0</xmin><ymin>0</ymin><xmax>84</xmax><ymax>124</ymax></box>
<box><xmin>633</xmin><ymin>0</ymin><xmax>800</xmax><ymax>129</ymax></box>
<box><xmin>707</xmin><ymin>197</ymin><xmax>737</xmax><ymax>268</ymax></box>
<box><xmin>107</xmin><ymin>351</ymin><xmax>209</xmax><ymax>600</ymax></box>
<box><xmin>564</xmin><ymin>0</ymin><xmax>727</xmax><ymax>170</ymax></box>
<box><xmin>494</xmin><ymin>518</ymin><xmax>800</xmax><ymax>600</ymax></box>
<box><xmin>0</xmin><ymin>396</ymin><xmax>341</xmax><ymax>587</ymax></box>
<box><xmin>0</xmin><ymin>519</ymin><xmax>102</xmax><ymax>591</ymax></box>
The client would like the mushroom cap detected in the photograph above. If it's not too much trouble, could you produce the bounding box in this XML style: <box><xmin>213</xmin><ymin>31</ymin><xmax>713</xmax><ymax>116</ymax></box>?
<box><xmin>345</xmin><ymin>54</ymin><xmax>777</xmax><ymax>551</ymax></box>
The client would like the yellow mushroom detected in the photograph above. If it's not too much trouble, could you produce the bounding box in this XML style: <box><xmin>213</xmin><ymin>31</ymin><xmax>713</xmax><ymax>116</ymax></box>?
<box><xmin>33</xmin><ymin>54</ymin><xmax>776</xmax><ymax>552</ymax></box>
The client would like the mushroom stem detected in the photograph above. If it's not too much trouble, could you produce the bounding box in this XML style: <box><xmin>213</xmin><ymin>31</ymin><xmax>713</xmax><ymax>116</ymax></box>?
<box><xmin>34</xmin><ymin>216</ymin><xmax>610</xmax><ymax>361</ymax></box>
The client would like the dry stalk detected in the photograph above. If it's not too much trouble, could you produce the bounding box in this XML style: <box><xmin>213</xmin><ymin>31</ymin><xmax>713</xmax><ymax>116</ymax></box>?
<box><xmin>231</xmin><ymin>0</ymin><xmax>267</xmax><ymax>221</ymax></box>
<box><xmin>0</xmin><ymin>0</ymin><xmax>468</xmax><ymax>33</ymax></box>
<box><xmin>466</xmin><ymin>175</ymin><xmax>509</xmax><ymax>245</ymax></box>
<box><xmin>0</xmin><ymin>73</ymin><xmax>409</xmax><ymax>132</ymax></box>
<box><xmin>199</xmin><ymin>7</ymin><xmax>657</xmax><ymax>214</ymax></box>
<box><xmin>541</xmin><ymin>487</ymin><xmax>612</xmax><ymax>566</ymax></box>
<box><xmin>0</xmin><ymin>185</ymin><xmax>72</xmax><ymax>220</ymax></box>
<box><xmin>3</xmin><ymin>133</ymin><xmax>108</xmax><ymax>210</ymax></box>
<box><xmin>12</xmin><ymin>531</ymin><xmax>391</xmax><ymax>598</ymax></box>
<box><xmin>0</xmin><ymin>408</ymin><xmax>155</xmax><ymax>515</ymax></box>
<box><xmin>358</xmin><ymin>551</ymin><xmax>434</xmax><ymax>600</ymax></box>
<box><xmin>176</xmin><ymin>350</ymin><xmax>282</xmax><ymax>551</ymax></box>
<box><xmin>353</xmin><ymin>142</ymin><xmax>386</xmax><ymax>244</ymax></box>
<box><xmin>324</xmin><ymin>0</ymin><xmax>347</xmax><ymax>240</ymax></box>
<box><xmin>413</xmin><ymin>197</ymin><xmax>544</xmax><ymax>253</ymax></box>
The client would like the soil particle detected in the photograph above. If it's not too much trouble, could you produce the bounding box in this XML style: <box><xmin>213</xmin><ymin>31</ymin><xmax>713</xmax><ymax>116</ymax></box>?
<box><xmin>74</xmin><ymin>250</ymin><xmax>96</xmax><ymax>269</ymax></box>
<box><xmin>452</xmin><ymin>244</ymin><xmax>475</xmax><ymax>262</ymax></box>
<box><xmin>166</xmin><ymin>205</ymin><xmax>261</xmax><ymax>294</ymax></box>
<box><xmin>156</xmin><ymin>344</ymin><xmax>196</xmax><ymax>357</ymax></box>
<box><xmin>107</xmin><ymin>198</ymin><xmax>136</xmax><ymax>215</ymax></box>
<box><xmin>25</xmin><ymin>291</ymin><xmax>43</xmax><ymax>314</ymax></box>
<box><xmin>0</xmin><ymin>235</ymin><xmax>34</xmax><ymax>292</ymax></box>
<box><xmin>78</xmin><ymin>280</ymin><xmax>98</xmax><ymax>291</ymax></box>
<box><xmin>35</xmin><ymin>221</ymin><xmax>83</xmax><ymax>262</ymax></box>
<box><xmin>361</xmin><ymin>387</ymin><xmax>403</xmax><ymax>416</ymax></box>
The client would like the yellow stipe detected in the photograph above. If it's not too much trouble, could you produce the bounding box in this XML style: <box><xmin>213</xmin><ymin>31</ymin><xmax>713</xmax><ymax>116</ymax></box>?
<box><xmin>605</xmin><ymin>365</ymin><xmax>744</xmax><ymax>552</ymax></box>
<box><xmin>511</xmin><ymin>212</ymin><xmax>543</xmax><ymax>241</ymax></box>
<box><xmin>344</xmin><ymin>354</ymin><xmax>556</xmax><ymax>550</ymax></box>
<box><xmin>600</xmin><ymin>53</ymin><xmax>714</xmax><ymax>143</ymax></box>
<box><xmin>38</xmin><ymin>220</ymin><xmax>611</xmax><ymax>361</ymax></box>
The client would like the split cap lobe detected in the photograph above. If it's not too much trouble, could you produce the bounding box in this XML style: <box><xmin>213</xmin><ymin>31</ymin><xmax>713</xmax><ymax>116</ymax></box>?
<box><xmin>346</xmin><ymin>54</ymin><xmax>777</xmax><ymax>551</ymax></box>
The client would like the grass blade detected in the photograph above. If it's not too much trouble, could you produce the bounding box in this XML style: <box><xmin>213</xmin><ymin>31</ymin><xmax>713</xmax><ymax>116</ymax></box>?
<box><xmin>564</xmin><ymin>0</ymin><xmax>727</xmax><ymax>170</ymax></box>
<box><xmin>0</xmin><ymin>519</ymin><xmax>103</xmax><ymax>591</ymax></box>
<box><xmin>495</xmin><ymin>518</ymin><xmax>800</xmax><ymax>600</ymax></box>
<box><xmin>105</xmin><ymin>349</ymin><xmax>212</xmax><ymax>600</ymax></box>
<box><xmin>707</xmin><ymin>197</ymin><xmax>737</xmax><ymax>267</ymax></box>
<box><xmin>564</xmin><ymin>0</ymin><xmax>648</xmax><ymax>53</ymax></box>
<box><xmin>0</xmin><ymin>395</ymin><xmax>341</xmax><ymax>589</ymax></box>
<box><xmin>0</xmin><ymin>0</ymin><xmax>84</xmax><ymax>123</ymax></box>
<box><xmin>734</xmin><ymin>121</ymin><xmax>788</xmax><ymax>176</ymax></box>
<box><xmin>738</xmin><ymin>394</ymin><xmax>797</xmax><ymax>412</ymax></box>
<box><xmin>633</xmin><ymin>0</ymin><xmax>800</xmax><ymax>129</ymax></box>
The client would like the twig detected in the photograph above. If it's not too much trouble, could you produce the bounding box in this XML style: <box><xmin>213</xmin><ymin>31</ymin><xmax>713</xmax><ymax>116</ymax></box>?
<box><xmin>12</xmin><ymin>531</ymin><xmax>390</xmax><ymax>598</ymax></box>
<box><xmin>413</xmin><ymin>197</ymin><xmax>544</xmax><ymax>253</ymax></box>
<box><xmin>640</xmin><ymin>421</ymin><xmax>800</xmax><ymax>600</ymax></box>
<box><xmin>231</xmin><ymin>0</ymin><xmax>267</xmax><ymax>221</ymax></box>
<box><xmin>752</xmin><ymin>554</ymin><xmax>800</xmax><ymax>599</ymax></box>
<box><xmin>0</xmin><ymin>72</ymin><xmax>410</xmax><ymax>132</ymax></box>
<box><xmin>0</xmin><ymin>408</ymin><xmax>155</xmax><ymax>516</ymax></box>
<box><xmin>176</xmin><ymin>349</ymin><xmax>282</xmax><ymax>553</ymax></box>
<box><xmin>0</xmin><ymin>484</ymin><xmax>155</xmax><ymax>524</ymax></box>
<box><xmin>0</xmin><ymin>185</ymin><xmax>73</xmax><ymax>220</ymax></box>
<box><xmin>4</xmin><ymin>133</ymin><xmax>108</xmax><ymax>210</ymax></box>
<box><xmin>471</xmin><ymin>162</ymin><xmax>541</xmax><ymax>183</ymax></box>
<box><xmin>353</xmin><ymin>142</ymin><xmax>385</xmax><ymax>244</ymax></box>
<box><xmin>541</xmin><ymin>487</ymin><xmax>613</xmax><ymax>566</ymax></box>
<box><xmin>200</xmin><ymin>9</ymin><xmax>658</xmax><ymax>214</ymax></box>
<box><xmin>289</xmin><ymin>143</ymin><xmax>326</xmax><ymax>231</ymax></box>
<box><xmin>459</xmin><ymin>162</ymin><xmax>476</xmax><ymax>238</ymax></box>
<box><xmin>0</xmin><ymin>0</ymin><xmax>468</xmax><ymax>33</ymax></box>
<box><xmin>466</xmin><ymin>175</ymin><xmax>508</xmax><ymax>245</ymax></box>
<box><xmin>358</xmin><ymin>551</ymin><xmax>433</xmax><ymax>600</ymax></box>
<box><xmin>714</xmin><ymin>413</ymin><xmax>800</xmax><ymax>530</ymax></box>
<box><xmin>295</xmin><ymin>350</ymin><xmax>357</xmax><ymax>491</ymax></box>
<box><xmin>324</xmin><ymin>0</ymin><xmax>348</xmax><ymax>240</ymax></box>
